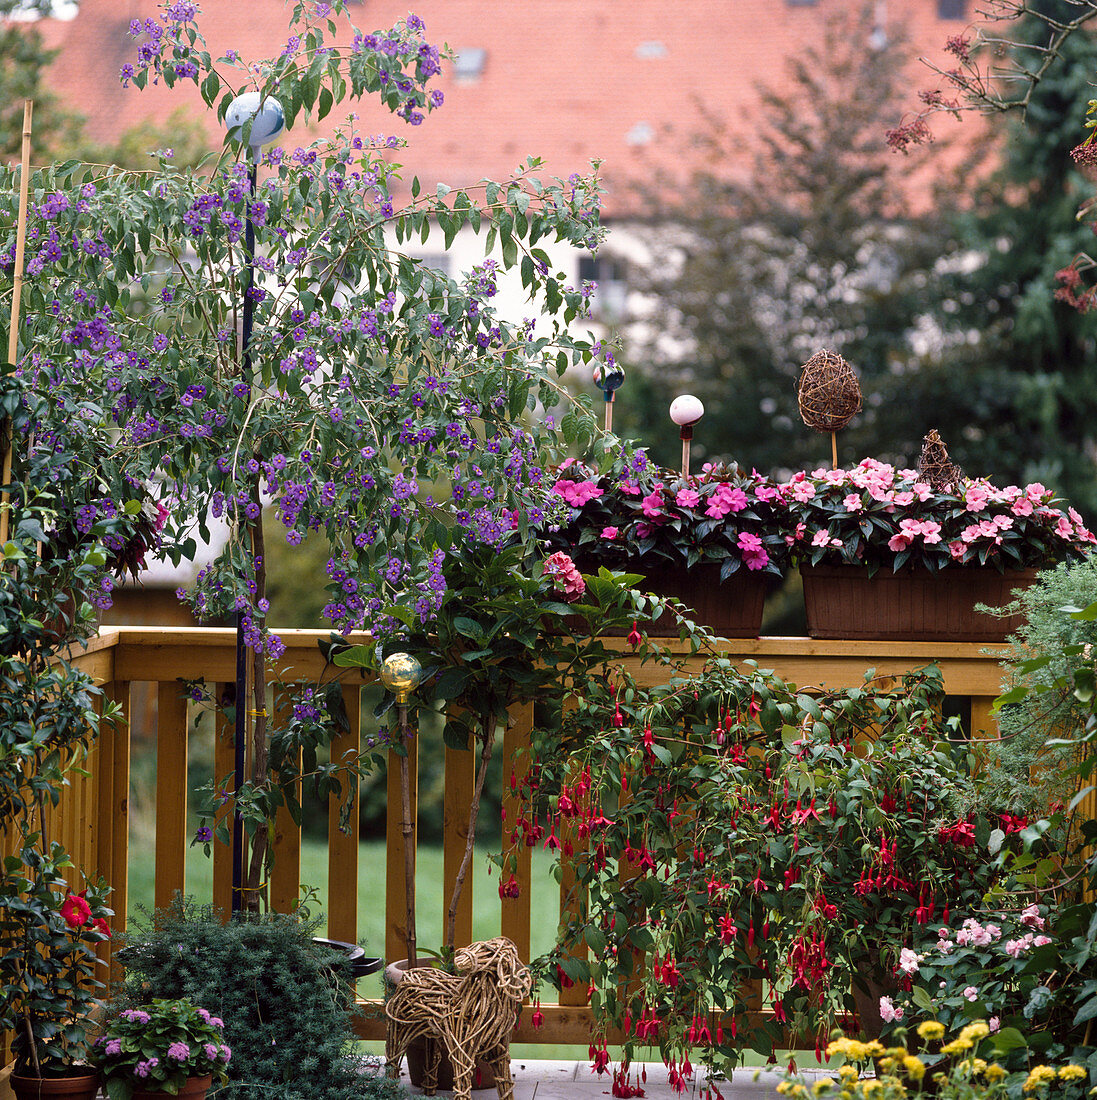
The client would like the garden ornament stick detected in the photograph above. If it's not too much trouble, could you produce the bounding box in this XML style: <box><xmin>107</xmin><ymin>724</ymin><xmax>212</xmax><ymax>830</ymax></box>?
<box><xmin>593</xmin><ymin>360</ymin><xmax>624</xmax><ymax>433</ymax></box>
<box><xmin>381</xmin><ymin>652</ymin><xmax>423</xmax><ymax>969</ymax></box>
<box><xmin>223</xmin><ymin>92</ymin><xmax>285</xmax><ymax>914</ymax></box>
<box><xmin>1</xmin><ymin>99</ymin><xmax>32</xmax><ymax>548</ymax></box>
<box><xmin>670</xmin><ymin>394</ymin><xmax>704</xmax><ymax>478</ymax></box>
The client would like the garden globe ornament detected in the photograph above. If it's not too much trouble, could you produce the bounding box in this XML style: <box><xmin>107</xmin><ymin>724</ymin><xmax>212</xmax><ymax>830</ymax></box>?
<box><xmin>593</xmin><ymin>360</ymin><xmax>625</xmax><ymax>433</ymax></box>
<box><xmin>380</xmin><ymin>651</ymin><xmax>422</xmax><ymax>705</ymax></box>
<box><xmin>669</xmin><ymin>393</ymin><xmax>704</xmax><ymax>478</ymax></box>
<box><xmin>224</xmin><ymin>91</ymin><xmax>285</xmax><ymax>155</ymax></box>
<box><xmin>796</xmin><ymin>348</ymin><xmax>862</xmax><ymax>470</ymax></box>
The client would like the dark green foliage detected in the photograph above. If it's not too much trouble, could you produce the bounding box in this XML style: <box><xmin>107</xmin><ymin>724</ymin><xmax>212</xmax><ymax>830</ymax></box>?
<box><xmin>985</xmin><ymin>558</ymin><xmax>1097</xmax><ymax>815</ymax></box>
<box><xmin>116</xmin><ymin>896</ymin><xmax>405</xmax><ymax>1100</ymax></box>
<box><xmin>620</xmin><ymin>6</ymin><xmax>959</xmax><ymax>475</ymax></box>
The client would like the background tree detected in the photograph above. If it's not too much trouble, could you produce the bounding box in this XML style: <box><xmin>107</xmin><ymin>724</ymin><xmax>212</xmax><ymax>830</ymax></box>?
<box><xmin>615</xmin><ymin>6</ymin><xmax>963</xmax><ymax>476</ymax></box>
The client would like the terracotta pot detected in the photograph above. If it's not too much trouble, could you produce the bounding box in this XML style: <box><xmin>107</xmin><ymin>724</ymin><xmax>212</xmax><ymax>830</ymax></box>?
<box><xmin>568</xmin><ymin>561</ymin><xmax>768</xmax><ymax>637</ymax></box>
<box><xmin>131</xmin><ymin>1073</ymin><xmax>212</xmax><ymax>1100</ymax></box>
<box><xmin>9</xmin><ymin>1071</ymin><xmax>100</xmax><ymax>1100</ymax></box>
<box><xmin>383</xmin><ymin>960</ymin><xmax>497</xmax><ymax>1091</ymax></box>
<box><xmin>800</xmin><ymin>564</ymin><xmax>1036</xmax><ymax>642</ymax></box>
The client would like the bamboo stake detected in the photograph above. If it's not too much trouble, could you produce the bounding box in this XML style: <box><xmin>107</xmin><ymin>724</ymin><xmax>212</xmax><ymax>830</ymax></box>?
<box><xmin>831</xmin><ymin>431</ymin><xmax>838</xmax><ymax>471</ymax></box>
<box><xmin>1</xmin><ymin>99</ymin><xmax>33</xmax><ymax>546</ymax></box>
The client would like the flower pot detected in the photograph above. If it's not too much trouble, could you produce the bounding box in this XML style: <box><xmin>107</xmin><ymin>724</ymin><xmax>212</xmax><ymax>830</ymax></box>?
<box><xmin>131</xmin><ymin>1074</ymin><xmax>212</xmax><ymax>1100</ymax></box>
<box><xmin>383</xmin><ymin>959</ymin><xmax>498</xmax><ymax>1092</ymax></box>
<box><xmin>10</xmin><ymin>1071</ymin><xmax>100</xmax><ymax>1100</ymax></box>
<box><xmin>800</xmin><ymin>564</ymin><xmax>1036</xmax><ymax>642</ymax></box>
<box><xmin>312</xmin><ymin>937</ymin><xmax>383</xmax><ymax>979</ymax></box>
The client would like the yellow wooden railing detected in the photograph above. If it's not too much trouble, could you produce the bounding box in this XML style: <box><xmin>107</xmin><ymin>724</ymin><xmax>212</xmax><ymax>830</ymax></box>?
<box><xmin>30</xmin><ymin>627</ymin><xmax>1016</xmax><ymax>1045</ymax></box>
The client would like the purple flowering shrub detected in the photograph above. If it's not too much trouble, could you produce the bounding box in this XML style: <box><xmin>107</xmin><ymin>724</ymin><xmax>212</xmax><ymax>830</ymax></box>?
<box><xmin>545</xmin><ymin>453</ymin><xmax>790</xmax><ymax>579</ymax></box>
<box><xmin>91</xmin><ymin>997</ymin><xmax>231</xmax><ymax>1099</ymax></box>
<box><xmin>0</xmin><ymin>0</ymin><xmax>615</xmax><ymax>901</ymax></box>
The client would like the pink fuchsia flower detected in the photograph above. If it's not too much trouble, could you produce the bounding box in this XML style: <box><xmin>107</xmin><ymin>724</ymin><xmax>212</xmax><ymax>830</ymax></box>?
<box><xmin>542</xmin><ymin>551</ymin><xmax>585</xmax><ymax>602</ymax></box>
<box><xmin>601</xmin><ymin>526</ymin><xmax>618</xmax><ymax>540</ymax></box>
<box><xmin>1020</xmin><ymin>904</ymin><xmax>1045</xmax><ymax>930</ymax></box>
<box><xmin>61</xmin><ymin>894</ymin><xmax>92</xmax><ymax>929</ymax></box>
<box><xmin>879</xmin><ymin>996</ymin><xmax>903</xmax><ymax>1022</ymax></box>
<box><xmin>675</xmin><ymin>488</ymin><xmax>701</xmax><ymax>509</ymax></box>
<box><xmin>552</xmin><ymin>478</ymin><xmax>602</xmax><ymax>508</ymax></box>
<box><xmin>963</xmin><ymin>986</ymin><xmax>979</xmax><ymax>1002</ymax></box>
<box><xmin>898</xmin><ymin>947</ymin><xmax>921</xmax><ymax>975</ymax></box>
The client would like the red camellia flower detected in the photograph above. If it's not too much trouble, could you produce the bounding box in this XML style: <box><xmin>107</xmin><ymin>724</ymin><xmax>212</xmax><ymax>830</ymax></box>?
<box><xmin>61</xmin><ymin>894</ymin><xmax>92</xmax><ymax>929</ymax></box>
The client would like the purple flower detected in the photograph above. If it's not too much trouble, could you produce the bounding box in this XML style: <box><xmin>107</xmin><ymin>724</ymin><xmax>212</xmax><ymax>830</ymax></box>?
<box><xmin>195</xmin><ymin>825</ymin><xmax>212</xmax><ymax>843</ymax></box>
<box><xmin>167</xmin><ymin>1042</ymin><xmax>190</xmax><ymax>1061</ymax></box>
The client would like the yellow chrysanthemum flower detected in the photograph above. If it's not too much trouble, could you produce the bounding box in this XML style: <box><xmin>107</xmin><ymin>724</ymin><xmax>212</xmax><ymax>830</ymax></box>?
<box><xmin>792</xmin><ymin>1085</ymin><xmax>809</xmax><ymax>1098</ymax></box>
<box><xmin>903</xmin><ymin>1057</ymin><xmax>926</xmax><ymax>1081</ymax></box>
<box><xmin>941</xmin><ymin>1038</ymin><xmax>974</xmax><ymax>1056</ymax></box>
<box><xmin>1024</xmin><ymin>1066</ymin><xmax>1058</xmax><ymax>1092</ymax></box>
<box><xmin>960</xmin><ymin>1022</ymin><xmax>991</xmax><ymax>1042</ymax></box>
<box><xmin>916</xmin><ymin>1021</ymin><xmax>945</xmax><ymax>1042</ymax></box>
<box><xmin>862</xmin><ymin>1081</ymin><xmax>883</xmax><ymax>1098</ymax></box>
<box><xmin>839</xmin><ymin>1066</ymin><xmax>860</xmax><ymax>1084</ymax></box>
<box><xmin>813</xmin><ymin>1078</ymin><xmax>836</xmax><ymax>1096</ymax></box>
<box><xmin>984</xmin><ymin>1065</ymin><xmax>1007</xmax><ymax>1082</ymax></box>
<box><xmin>1059</xmin><ymin>1066</ymin><xmax>1087</xmax><ymax>1082</ymax></box>
<box><xmin>840</xmin><ymin>1090</ymin><xmax>854</xmax><ymax>1100</ymax></box>
<box><xmin>777</xmin><ymin>1083</ymin><xmax>793</xmax><ymax>1096</ymax></box>
<box><xmin>865</xmin><ymin>1041</ymin><xmax>887</xmax><ymax>1058</ymax></box>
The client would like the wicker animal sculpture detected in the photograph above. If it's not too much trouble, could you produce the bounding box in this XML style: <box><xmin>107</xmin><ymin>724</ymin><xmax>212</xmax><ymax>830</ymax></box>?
<box><xmin>385</xmin><ymin>936</ymin><xmax>533</xmax><ymax>1100</ymax></box>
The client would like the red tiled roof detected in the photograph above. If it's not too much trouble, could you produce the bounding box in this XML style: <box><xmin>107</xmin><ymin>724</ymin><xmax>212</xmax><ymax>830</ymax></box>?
<box><xmin>35</xmin><ymin>0</ymin><xmax>977</xmax><ymax>215</ymax></box>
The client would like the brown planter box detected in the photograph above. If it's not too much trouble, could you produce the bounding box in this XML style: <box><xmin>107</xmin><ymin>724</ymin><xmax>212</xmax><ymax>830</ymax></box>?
<box><xmin>800</xmin><ymin>564</ymin><xmax>1037</xmax><ymax>642</ymax></box>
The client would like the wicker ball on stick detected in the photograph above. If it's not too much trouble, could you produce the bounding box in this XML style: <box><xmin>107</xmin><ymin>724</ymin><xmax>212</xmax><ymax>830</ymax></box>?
<box><xmin>797</xmin><ymin>349</ymin><xmax>862</xmax><ymax>469</ymax></box>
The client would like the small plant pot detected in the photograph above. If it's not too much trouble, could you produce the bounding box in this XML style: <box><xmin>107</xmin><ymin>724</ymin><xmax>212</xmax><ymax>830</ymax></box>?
<box><xmin>10</xmin><ymin>1071</ymin><xmax>101</xmax><ymax>1100</ymax></box>
<box><xmin>131</xmin><ymin>1073</ymin><xmax>212</xmax><ymax>1100</ymax></box>
<box><xmin>384</xmin><ymin>959</ymin><xmax>497</xmax><ymax>1091</ymax></box>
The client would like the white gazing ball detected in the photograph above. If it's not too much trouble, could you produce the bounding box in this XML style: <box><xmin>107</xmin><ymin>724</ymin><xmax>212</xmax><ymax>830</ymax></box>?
<box><xmin>669</xmin><ymin>394</ymin><xmax>704</xmax><ymax>426</ymax></box>
<box><xmin>225</xmin><ymin>93</ymin><xmax>286</xmax><ymax>148</ymax></box>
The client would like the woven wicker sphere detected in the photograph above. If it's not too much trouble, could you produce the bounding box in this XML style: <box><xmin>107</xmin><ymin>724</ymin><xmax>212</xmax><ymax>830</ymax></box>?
<box><xmin>797</xmin><ymin>350</ymin><xmax>862</xmax><ymax>433</ymax></box>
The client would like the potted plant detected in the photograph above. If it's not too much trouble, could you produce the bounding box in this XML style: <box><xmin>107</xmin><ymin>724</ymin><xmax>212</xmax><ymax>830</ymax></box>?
<box><xmin>90</xmin><ymin>999</ymin><xmax>231</xmax><ymax>1100</ymax></box>
<box><xmin>0</xmin><ymin>846</ymin><xmax>112</xmax><ymax>1100</ymax></box>
<box><xmin>545</xmin><ymin>453</ymin><xmax>788</xmax><ymax>636</ymax></box>
<box><xmin>780</xmin><ymin>457</ymin><xmax>1095</xmax><ymax>640</ymax></box>
<box><xmin>511</xmin><ymin>659</ymin><xmax>1012</xmax><ymax>1093</ymax></box>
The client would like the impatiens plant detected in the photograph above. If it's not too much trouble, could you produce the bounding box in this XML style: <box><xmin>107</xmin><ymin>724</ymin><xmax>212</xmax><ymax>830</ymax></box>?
<box><xmin>782</xmin><ymin>459</ymin><xmax>1095</xmax><ymax>574</ymax></box>
<box><xmin>0</xmin><ymin>0</ymin><xmax>617</xmax><ymax>906</ymax></box>
<box><xmin>544</xmin><ymin>454</ymin><xmax>789</xmax><ymax>579</ymax></box>
<box><xmin>512</xmin><ymin>661</ymin><xmax>1013</xmax><ymax>1089</ymax></box>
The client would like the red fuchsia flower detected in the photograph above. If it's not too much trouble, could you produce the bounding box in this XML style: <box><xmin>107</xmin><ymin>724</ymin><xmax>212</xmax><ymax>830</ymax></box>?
<box><xmin>531</xmin><ymin>1002</ymin><xmax>544</xmax><ymax>1029</ymax></box>
<box><xmin>589</xmin><ymin>1042</ymin><xmax>610</xmax><ymax>1074</ymax></box>
<box><xmin>626</xmin><ymin>621</ymin><xmax>643</xmax><ymax>649</ymax></box>
<box><xmin>61</xmin><ymin>893</ymin><xmax>92</xmax><ymax>929</ymax></box>
<box><xmin>719</xmin><ymin>915</ymin><xmax>738</xmax><ymax>944</ymax></box>
<box><xmin>498</xmin><ymin>876</ymin><xmax>520</xmax><ymax>899</ymax></box>
<box><xmin>938</xmin><ymin>819</ymin><xmax>976</xmax><ymax>847</ymax></box>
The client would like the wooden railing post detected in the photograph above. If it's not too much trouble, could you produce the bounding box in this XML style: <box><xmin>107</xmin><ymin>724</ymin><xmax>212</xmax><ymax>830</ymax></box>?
<box><xmin>326</xmin><ymin>682</ymin><xmax>360</xmax><ymax>942</ymax></box>
<box><xmin>443</xmin><ymin>709</ymin><xmax>475</xmax><ymax>951</ymax></box>
<box><xmin>386</xmin><ymin>717</ymin><xmax>418</xmax><ymax>964</ymax></box>
<box><xmin>154</xmin><ymin>681</ymin><xmax>189</xmax><ymax>910</ymax></box>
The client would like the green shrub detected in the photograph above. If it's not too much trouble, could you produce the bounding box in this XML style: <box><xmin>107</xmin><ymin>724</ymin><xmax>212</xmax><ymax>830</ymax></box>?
<box><xmin>116</xmin><ymin>896</ymin><xmax>404</xmax><ymax>1100</ymax></box>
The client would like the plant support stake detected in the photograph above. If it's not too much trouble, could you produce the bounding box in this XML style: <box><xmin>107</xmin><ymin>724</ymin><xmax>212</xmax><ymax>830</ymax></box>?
<box><xmin>1</xmin><ymin>99</ymin><xmax>33</xmax><ymax>547</ymax></box>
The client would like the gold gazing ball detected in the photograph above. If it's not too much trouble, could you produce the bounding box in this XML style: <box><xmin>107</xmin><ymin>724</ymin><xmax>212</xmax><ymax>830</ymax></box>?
<box><xmin>379</xmin><ymin>652</ymin><xmax>422</xmax><ymax>704</ymax></box>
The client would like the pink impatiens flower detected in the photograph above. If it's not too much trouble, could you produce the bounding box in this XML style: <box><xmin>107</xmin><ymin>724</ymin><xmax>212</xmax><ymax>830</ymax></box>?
<box><xmin>542</xmin><ymin>551</ymin><xmax>585</xmax><ymax>602</ymax></box>
<box><xmin>600</xmin><ymin>526</ymin><xmax>619</xmax><ymax>540</ymax></box>
<box><xmin>676</xmin><ymin>488</ymin><xmax>701</xmax><ymax>509</ymax></box>
<box><xmin>552</xmin><ymin>478</ymin><xmax>602</xmax><ymax>508</ymax></box>
<box><xmin>737</xmin><ymin>532</ymin><xmax>769</xmax><ymax>571</ymax></box>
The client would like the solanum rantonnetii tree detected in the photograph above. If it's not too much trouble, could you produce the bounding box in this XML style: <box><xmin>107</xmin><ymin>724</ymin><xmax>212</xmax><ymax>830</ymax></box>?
<box><xmin>0</xmin><ymin>0</ymin><xmax>613</xmax><ymax>908</ymax></box>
